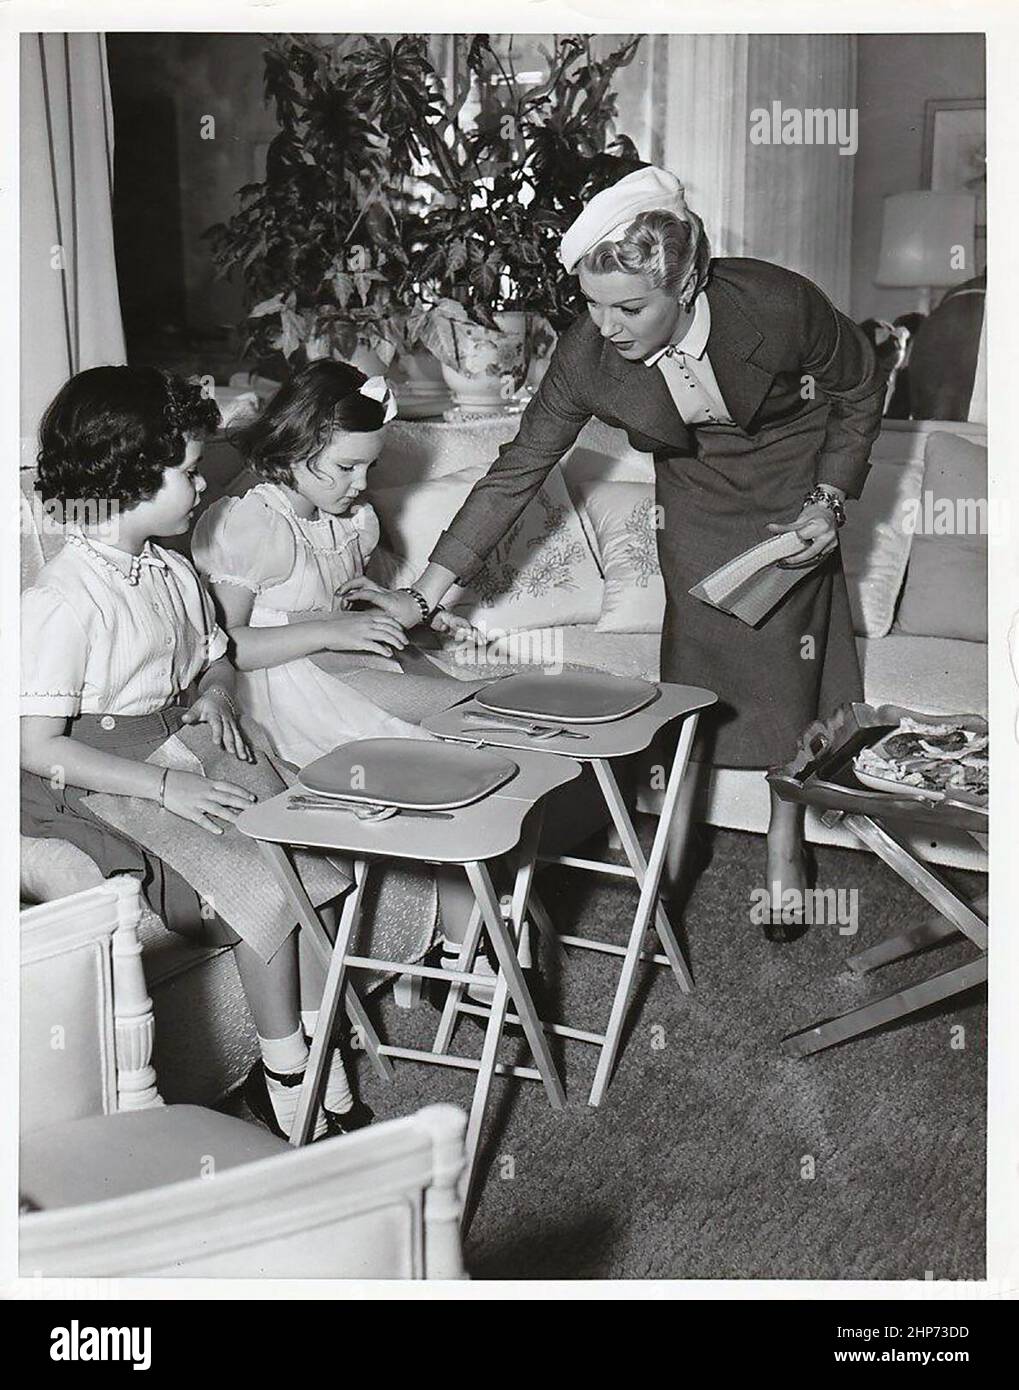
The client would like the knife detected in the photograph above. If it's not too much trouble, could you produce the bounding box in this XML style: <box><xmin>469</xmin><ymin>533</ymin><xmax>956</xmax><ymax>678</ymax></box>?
<box><xmin>286</xmin><ymin>796</ymin><xmax>455</xmax><ymax>820</ymax></box>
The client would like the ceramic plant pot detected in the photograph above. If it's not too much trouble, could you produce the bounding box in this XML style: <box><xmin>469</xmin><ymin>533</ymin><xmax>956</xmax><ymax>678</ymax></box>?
<box><xmin>389</xmin><ymin>347</ymin><xmax>452</xmax><ymax>419</ymax></box>
<box><xmin>438</xmin><ymin>311</ymin><xmax>529</xmax><ymax>413</ymax></box>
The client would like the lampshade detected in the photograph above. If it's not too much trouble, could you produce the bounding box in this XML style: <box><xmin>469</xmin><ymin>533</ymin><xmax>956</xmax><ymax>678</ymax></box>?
<box><xmin>875</xmin><ymin>191</ymin><xmax>977</xmax><ymax>288</ymax></box>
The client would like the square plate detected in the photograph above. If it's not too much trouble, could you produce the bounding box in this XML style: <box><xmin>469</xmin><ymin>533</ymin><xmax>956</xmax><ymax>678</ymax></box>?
<box><xmin>475</xmin><ymin>672</ymin><xmax>658</xmax><ymax>724</ymax></box>
<box><xmin>298</xmin><ymin>738</ymin><xmax>518</xmax><ymax>810</ymax></box>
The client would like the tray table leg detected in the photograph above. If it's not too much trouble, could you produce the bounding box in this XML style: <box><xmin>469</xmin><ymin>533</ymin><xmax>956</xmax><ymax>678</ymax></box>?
<box><xmin>435</xmin><ymin>806</ymin><xmax>545</xmax><ymax>1057</ymax></box>
<box><xmin>464</xmin><ymin>860</ymin><xmax>565</xmax><ymax>1112</ymax></box>
<box><xmin>781</xmin><ymin>956</ymin><xmax>987</xmax><ymax>1057</ymax></box>
<box><xmin>587</xmin><ymin>714</ymin><xmax>699</xmax><ymax>1106</ymax></box>
<box><xmin>847</xmin><ymin>905</ymin><xmax>975</xmax><ymax>975</ymax></box>
<box><xmin>256</xmin><ymin>841</ymin><xmax>393</xmax><ymax>1085</ymax></box>
<box><xmin>462</xmin><ymin>965</ymin><xmax>512</xmax><ymax>1223</ymax></box>
<box><xmin>289</xmin><ymin>857</ymin><xmax>369</xmax><ymax>1146</ymax></box>
<box><xmin>844</xmin><ymin>815</ymin><xmax>988</xmax><ymax>950</ymax></box>
<box><xmin>591</xmin><ymin>717</ymin><xmax>698</xmax><ymax>994</ymax></box>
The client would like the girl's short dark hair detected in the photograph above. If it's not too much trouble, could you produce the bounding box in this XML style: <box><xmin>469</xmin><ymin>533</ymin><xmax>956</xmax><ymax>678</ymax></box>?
<box><xmin>231</xmin><ymin>360</ymin><xmax>386</xmax><ymax>485</ymax></box>
<box><xmin>35</xmin><ymin>366</ymin><xmax>221</xmax><ymax>508</ymax></box>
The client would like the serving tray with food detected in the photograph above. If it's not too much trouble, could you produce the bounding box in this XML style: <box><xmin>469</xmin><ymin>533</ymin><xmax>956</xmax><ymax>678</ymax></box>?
<box><xmin>767</xmin><ymin>702</ymin><xmax>988</xmax><ymax>831</ymax></box>
<box><xmin>852</xmin><ymin>718</ymin><xmax>989</xmax><ymax>805</ymax></box>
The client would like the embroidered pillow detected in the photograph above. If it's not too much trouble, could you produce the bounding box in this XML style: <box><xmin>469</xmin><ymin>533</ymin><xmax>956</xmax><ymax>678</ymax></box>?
<box><xmin>572</xmin><ymin>480</ymin><xmax>666</xmax><ymax>634</ymax></box>
<box><xmin>366</xmin><ymin>463</ymin><xmax>603</xmax><ymax>634</ymax></box>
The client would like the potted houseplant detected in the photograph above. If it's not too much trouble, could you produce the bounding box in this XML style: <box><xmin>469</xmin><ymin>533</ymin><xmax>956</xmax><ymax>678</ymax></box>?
<box><xmin>204</xmin><ymin>35</ymin><xmax>416</xmax><ymax>384</ymax></box>
<box><xmin>350</xmin><ymin>34</ymin><xmax>645</xmax><ymax>411</ymax></box>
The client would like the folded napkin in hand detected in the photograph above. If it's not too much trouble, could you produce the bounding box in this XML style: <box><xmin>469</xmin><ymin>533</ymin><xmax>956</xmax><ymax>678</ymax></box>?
<box><xmin>689</xmin><ymin>531</ymin><xmax>814</xmax><ymax>626</ymax></box>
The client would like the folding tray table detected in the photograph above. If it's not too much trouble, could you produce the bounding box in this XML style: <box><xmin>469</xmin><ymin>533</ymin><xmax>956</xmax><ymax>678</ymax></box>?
<box><xmin>236</xmin><ymin>746</ymin><xmax>583</xmax><ymax>1217</ymax></box>
<box><xmin>768</xmin><ymin>702</ymin><xmax>988</xmax><ymax>1056</ymax></box>
<box><xmin>424</xmin><ymin>681</ymin><xmax>717</xmax><ymax>1104</ymax></box>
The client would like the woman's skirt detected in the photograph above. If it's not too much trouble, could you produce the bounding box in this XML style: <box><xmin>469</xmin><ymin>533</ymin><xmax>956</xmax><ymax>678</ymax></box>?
<box><xmin>655</xmin><ymin>412</ymin><xmax>865</xmax><ymax>770</ymax></box>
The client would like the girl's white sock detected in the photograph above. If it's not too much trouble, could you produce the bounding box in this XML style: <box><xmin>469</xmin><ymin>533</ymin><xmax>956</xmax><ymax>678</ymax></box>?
<box><xmin>440</xmin><ymin>936</ymin><xmax>496</xmax><ymax>1003</ymax></box>
<box><xmin>323</xmin><ymin>1049</ymin><xmax>354</xmax><ymax>1115</ymax></box>
<box><xmin>260</xmin><ymin>1026</ymin><xmax>309</xmax><ymax>1075</ymax></box>
<box><xmin>258</xmin><ymin>1027</ymin><xmax>327</xmax><ymax>1140</ymax></box>
<box><xmin>299</xmin><ymin>1010</ymin><xmax>355</xmax><ymax>1116</ymax></box>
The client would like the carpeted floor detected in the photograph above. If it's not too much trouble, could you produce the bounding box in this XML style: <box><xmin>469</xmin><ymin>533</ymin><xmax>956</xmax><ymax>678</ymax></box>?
<box><xmin>241</xmin><ymin>822</ymin><xmax>988</xmax><ymax>1281</ymax></box>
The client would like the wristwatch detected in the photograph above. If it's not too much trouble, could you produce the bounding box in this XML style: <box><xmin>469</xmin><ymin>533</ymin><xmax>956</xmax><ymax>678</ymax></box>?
<box><xmin>802</xmin><ymin>485</ymin><xmax>847</xmax><ymax>529</ymax></box>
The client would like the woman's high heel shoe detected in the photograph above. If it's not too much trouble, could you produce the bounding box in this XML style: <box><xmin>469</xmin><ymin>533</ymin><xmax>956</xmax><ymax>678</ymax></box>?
<box><xmin>243</xmin><ymin>1061</ymin><xmax>373</xmax><ymax>1140</ymax></box>
<box><xmin>763</xmin><ymin>845</ymin><xmax>817</xmax><ymax>944</ymax></box>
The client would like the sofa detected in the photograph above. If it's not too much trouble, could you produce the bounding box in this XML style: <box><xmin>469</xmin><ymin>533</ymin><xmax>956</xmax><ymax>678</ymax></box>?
<box><xmin>19</xmin><ymin>406</ymin><xmax>987</xmax><ymax>1101</ymax></box>
<box><xmin>20</xmin><ymin>877</ymin><xmax>468</xmax><ymax>1279</ymax></box>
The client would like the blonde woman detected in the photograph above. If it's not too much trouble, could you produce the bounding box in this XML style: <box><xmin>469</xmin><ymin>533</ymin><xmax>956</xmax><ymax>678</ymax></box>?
<box><xmin>343</xmin><ymin>167</ymin><xmax>884</xmax><ymax>942</ymax></box>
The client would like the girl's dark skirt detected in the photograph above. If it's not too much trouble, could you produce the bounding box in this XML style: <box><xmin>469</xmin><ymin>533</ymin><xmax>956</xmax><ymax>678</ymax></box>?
<box><xmin>21</xmin><ymin>705</ymin><xmax>240</xmax><ymax>947</ymax></box>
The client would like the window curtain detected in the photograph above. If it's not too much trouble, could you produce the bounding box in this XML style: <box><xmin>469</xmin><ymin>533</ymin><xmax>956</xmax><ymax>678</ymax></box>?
<box><xmin>608</xmin><ymin>33</ymin><xmax>857</xmax><ymax>308</ymax></box>
<box><xmin>20</xmin><ymin>33</ymin><xmax>126</xmax><ymax>457</ymax></box>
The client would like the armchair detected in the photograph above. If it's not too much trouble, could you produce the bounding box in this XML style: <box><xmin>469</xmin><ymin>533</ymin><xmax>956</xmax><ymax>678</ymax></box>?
<box><xmin>19</xmin><ymin>878</ymin><xmax>468</xmax><ymax>1279</ymax></box>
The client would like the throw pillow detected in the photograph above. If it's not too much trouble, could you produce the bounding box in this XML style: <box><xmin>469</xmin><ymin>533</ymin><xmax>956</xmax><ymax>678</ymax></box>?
<box><xmin>367</xmin><ymin>462</ymin><xmax>603</xmax><ymax>634</ymax></box>
<box><xmin>894</xmin><ymin>432</ymin><xmax>988</xmax><ymax>642</ymax></box>
<box><xmin>572</xmin><ymin>480</ymin><xmax>666</xmax><ymax>633</ymax></box>
<box><xmin>839</xmin><ymin>446</ymin><xmax>927</xmax><ymax>637</ymax></box>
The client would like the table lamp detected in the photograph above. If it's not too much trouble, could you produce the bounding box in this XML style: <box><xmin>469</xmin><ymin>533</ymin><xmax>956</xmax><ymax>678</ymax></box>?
<box><xmin>875</xmin><ymin>191</ymin><xmax>977</xmax><ymax>314</ymax></box>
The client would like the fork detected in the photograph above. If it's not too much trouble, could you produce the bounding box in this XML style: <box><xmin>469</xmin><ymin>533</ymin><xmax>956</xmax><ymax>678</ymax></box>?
<box><xmin>460</xmin><ymin>713</ymin><xmax>589</xmax><ymax>740</ymax></box>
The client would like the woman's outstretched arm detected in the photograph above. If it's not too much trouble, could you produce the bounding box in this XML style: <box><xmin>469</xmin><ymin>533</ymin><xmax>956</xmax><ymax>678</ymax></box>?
<box><xmin>341</xmin><ymin>321</ymin><xmax>596</xmax><ymax>630</ymax></box>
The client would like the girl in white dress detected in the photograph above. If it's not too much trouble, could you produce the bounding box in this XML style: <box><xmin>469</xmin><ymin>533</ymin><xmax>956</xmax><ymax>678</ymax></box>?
<box><xmin>193</xmin><ymin>362</ymin><xmax>490</xmax><ymax>992</ymax></box>
<box><xmin>191</xmin><ymin>363</ymin><xmax>475</xmax><ymax>768</ymax></box>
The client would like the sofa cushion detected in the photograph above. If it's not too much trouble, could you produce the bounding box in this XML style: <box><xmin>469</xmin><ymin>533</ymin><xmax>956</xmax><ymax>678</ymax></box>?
<box><xmin>368</xmin><ymin>462</ymin><xmax>603</xmax><ymax>634</ymax></box>
<box><xmin>894</xmin><ymin>432</ymin><xmax>988</xmax><ymax>643</ymax></box>
<box><xmin>855</xmin><ymin>634</ymin><xmax>987</xmax><ymax>717</ymax></box>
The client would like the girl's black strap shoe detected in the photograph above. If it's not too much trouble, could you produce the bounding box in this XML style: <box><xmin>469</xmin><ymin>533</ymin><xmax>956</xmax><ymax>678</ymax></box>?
<box><xmin>242</xmin><ymin>1061</ymin><xmax>373</xmax><ymax>1139</ymax></box>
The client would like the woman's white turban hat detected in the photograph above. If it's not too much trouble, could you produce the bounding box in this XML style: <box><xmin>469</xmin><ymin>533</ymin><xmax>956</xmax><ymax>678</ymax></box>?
<box><xmin>559</xmin><ymin>166</ymin><xmax>690</xmax><ymax>274</ymax></box>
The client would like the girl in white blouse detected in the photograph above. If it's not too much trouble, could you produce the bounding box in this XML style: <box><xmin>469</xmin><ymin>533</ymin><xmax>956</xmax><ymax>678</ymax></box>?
<box><xmin>21</xmin><ymin>367</ymin><xmax>374</xmax><ymax>1140</ymax></box>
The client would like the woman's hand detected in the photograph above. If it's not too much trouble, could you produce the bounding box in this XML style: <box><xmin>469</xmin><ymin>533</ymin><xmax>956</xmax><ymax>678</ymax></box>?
<box><xmin>160</xmin><ymin>769</ymin><xmax>256</xmax><ymax>834</ymax></box>
<box><xmin>430</xmin><ymin>607</ymin><xmax>476</xmax><ymax>640</ymax></box>
<box><xmin>316</xmin><ymin>611</ymin><xmax>410</xmax><ymax>657</ymax></box>
<box><xmin>183</xmin><ymin>689</ymin><xmax>254</xmax><ymax>762</ymax></box>
<box><xmin>335</xmin><ymin>576</ymin><xmax>423</xmax><ymax>629</ymax></box>
<box><xmin>767</xmin><ymin>503</ymin><xmax>841</xmax><ymax>569</ymax></box>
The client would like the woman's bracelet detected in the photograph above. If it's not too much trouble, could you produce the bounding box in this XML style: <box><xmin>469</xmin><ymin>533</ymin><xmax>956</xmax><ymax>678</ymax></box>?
<box><xmin>398</xmin><ymin>586</ymin><xmax>433</xmax><ymax>624</ymax></box>
<box><xmin>802</xmin><ymin>486</ymin><xmax>847</xmax><ymax>529</ymax></box>
<box><xmin>156</xmin><ymin>767</ymin><xmax>169</xmax><ymax>809</ymax></box>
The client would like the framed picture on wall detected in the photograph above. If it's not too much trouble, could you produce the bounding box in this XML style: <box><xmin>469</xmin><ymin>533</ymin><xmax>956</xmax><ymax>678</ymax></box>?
<box><xmin>922</xmin><ymin>97</ymin><xmax>986</xmax><ymax>275</ymax></box>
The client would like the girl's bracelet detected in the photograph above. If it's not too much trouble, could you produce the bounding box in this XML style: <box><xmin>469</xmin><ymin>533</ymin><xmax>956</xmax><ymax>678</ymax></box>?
<box><xmin>156</xmin><ymin>767</ymin><xmax>169</xmax><ymax>809</ymax></box>
<box><xmin>202</xmin><ymin>685</ymin><xmax>238</xmax><ymax>716</ymax></box>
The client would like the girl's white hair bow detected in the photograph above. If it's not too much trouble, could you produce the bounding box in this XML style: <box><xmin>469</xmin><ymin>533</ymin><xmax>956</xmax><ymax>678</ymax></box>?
<box><xmin>358</xmin><ymin>375</ymin><xmax>398</xmax><ymax>423</ymax></box>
